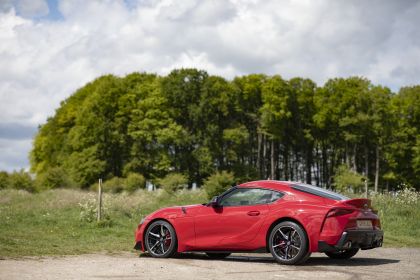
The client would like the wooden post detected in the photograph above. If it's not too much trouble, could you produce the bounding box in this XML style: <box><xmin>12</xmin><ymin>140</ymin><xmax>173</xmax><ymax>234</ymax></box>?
<box><xmin>97</xmin><ymin>178</ymin><xmax>103</xmax><ymax>222</ymax></box>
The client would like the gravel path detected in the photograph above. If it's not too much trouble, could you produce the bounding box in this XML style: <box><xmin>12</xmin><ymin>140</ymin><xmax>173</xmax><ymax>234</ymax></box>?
<box><xmin>1</xmin><ymin>248</ymin><xmax>419</xmax><ymax>280</ymax></box>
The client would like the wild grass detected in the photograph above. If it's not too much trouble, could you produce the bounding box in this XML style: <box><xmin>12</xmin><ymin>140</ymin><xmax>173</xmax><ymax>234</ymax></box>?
<box><xmin>0</xmin><ymin>188</ymin><xmax>418</xmax><ymax>257</ymax></box>
<box><xmin>370</xmin><ymin>188</ymin><xmax>420</xmax><ymax>247</ymax></box>
<box><xmin>0</xmin><ymin>188</ymin><xmax>207</xmax><ymax>257</ymax></box>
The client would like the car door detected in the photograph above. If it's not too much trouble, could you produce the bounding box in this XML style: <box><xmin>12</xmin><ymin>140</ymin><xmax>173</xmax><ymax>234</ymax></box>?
<box><xmin>194</xmin><ymin>188</ymin><xmax>278</xmax><ymax>250</ymax></box>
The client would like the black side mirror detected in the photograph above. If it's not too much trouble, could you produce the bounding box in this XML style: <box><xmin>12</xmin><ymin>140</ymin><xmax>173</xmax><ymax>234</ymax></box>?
<box><xmin>208</xmin><ymin>196</ymin><xmax>220</xmax><ymax>207</ymax></box>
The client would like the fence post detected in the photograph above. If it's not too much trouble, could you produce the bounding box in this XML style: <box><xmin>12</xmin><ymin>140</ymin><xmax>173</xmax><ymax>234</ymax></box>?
<box><xmin>97</xmin><ymin>178</ymin><xmax>103</xmax><ymax>222</ymax></box>
<box><xmin>364</xmin><ymin>178</ymin><xmax>368</xmax><ymax>198</ymax></box>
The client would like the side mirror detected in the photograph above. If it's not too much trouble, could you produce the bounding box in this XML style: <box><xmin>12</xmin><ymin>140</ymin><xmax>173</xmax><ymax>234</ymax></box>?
<box><xmin>208</xmin><ymin>196</ymin><xmax>220</xmax><ymax>207</ymax></box>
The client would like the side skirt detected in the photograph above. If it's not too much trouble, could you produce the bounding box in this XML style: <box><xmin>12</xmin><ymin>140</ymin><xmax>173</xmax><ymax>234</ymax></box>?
<box><xmin>185</xmin><ymin>247</ymin><xmax>268</xmax><ymax>254</ymax></box>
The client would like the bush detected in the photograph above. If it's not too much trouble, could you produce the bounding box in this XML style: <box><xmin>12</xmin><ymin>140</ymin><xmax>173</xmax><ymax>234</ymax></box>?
<box><xmin>203</xmin><ymin>171</ymin><xmax>235</xmax><ymax>199</ymax></box>
<box><xmin>158</xmin><ymin>173</ymin><xmax>188</xmax><ymax>194</ymax></box>
<box><xmin>78</xmin><ymin>194</ymin><xmax>111</xmax><ymax>225</ymax></box>
<box><xmin>35</xmin><ymin>167</ymin><xmax>71</xmax><ymax>190</ymax></box>
<box><xmin>102</xmin><ymin>177</ymin><xmax>125</xmax><ymax>193</ymax></box>
<box><xmin>8</xmin><ymin>170</ymin><xmax>35</xmax><ymax>192</ymax></box>
<box><xmin>125</xmin><ymin>173</ymin><xmax>146</xmax><ymax>192</ymax></box>
<box><xmin>333</xmin><ymin>165</ymin><xmax>365</xmax><ymax>193</ymax></box>
<box><xmin>0</xmin><ymin>171</ymin><xmax>9</xmax><ymax>189</ymax></box>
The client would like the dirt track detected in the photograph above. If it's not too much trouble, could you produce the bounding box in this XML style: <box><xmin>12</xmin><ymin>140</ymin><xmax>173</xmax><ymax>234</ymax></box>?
<box><xmin>0</xmin><ymin>248</ymin><xmax>419</xmax><ymax>280</ymax></box>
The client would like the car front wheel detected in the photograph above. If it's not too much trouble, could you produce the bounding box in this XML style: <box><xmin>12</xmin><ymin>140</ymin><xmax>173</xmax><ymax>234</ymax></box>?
<box><xmin>268</xmin><ymin>221</ymin><xmax>310</xmax><ymax>265</ymax></box>
<box><xmin>145</xmin><ymin>220</ymin><xmax>177</xmax><ymax>258</ymax></box>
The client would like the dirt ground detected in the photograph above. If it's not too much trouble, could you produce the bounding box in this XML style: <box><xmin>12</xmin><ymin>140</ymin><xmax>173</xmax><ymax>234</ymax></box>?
<box><xmin>0</xmin><ymin>248</ymin><xmax>419</xmax><ymax>280</ymax></box>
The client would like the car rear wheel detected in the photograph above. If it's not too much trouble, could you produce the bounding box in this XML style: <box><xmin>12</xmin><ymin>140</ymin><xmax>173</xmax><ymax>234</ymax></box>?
<box><xmin>205</xmin><ymin>253</ymin><xmax>231</xmax><ymax>259</ymax></box>
<box><xmin>145</xmin><ymin>220</ymin><xmax>177</xmax><ymax>258</ymax></box>
<box><xmin>268</xmin><ymin>221</ymin><xmax>310</xmax><ymax>265</ymax></box>
<box><xmin>325</xmin><ymin>248</ymin><xmax>359</xmax><ymax>259</ymax></box>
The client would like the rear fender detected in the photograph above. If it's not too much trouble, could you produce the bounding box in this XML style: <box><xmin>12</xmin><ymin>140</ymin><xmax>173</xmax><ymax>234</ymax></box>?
<box><xmin>262</xmin><ymin>204</ymin><xmax>328</xmax><ymax>252</ymax></box>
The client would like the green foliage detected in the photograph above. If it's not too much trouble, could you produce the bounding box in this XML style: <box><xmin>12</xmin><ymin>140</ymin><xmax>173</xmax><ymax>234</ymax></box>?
<box><xmin>124</xmin><ymin>173</ymin><xmax>146</xmax><ymax>192</ymax></box>
<box><xmin>0</xmin><ymin>171</ymin><xmax>9</xmax><ymax>189</ymax></box>
<box><xmin>203</xmin><ymin>171</ymin><xmax>235</xmax><ymax>199</ymax></box>
<box><xmin>102</xmin><ymin>177</ymin><xmax>126</xmax><ymax>193</ymax></box>
<box><xmin>333</xmin><ymin>165</ymin><xmax>365</xmax><ymax>192</ymax></box>
<box><xmin>35</xmin><ymin>167</ymin><xmax>71</xmax><ymax>190</ymax></box>
<box><xmin>158</xmin><ymin>173</ymin><xmax>188</xmax><ymax>194</ymax></box>
<box><xmin>29</xmin><ymin>69</ymin><xmax>420</xmax><ymax>191</ymax></box>
<box><xmin>8</xmin><ymin>170</ymin><xmax>35</xmax><ymax>192</ymax></box>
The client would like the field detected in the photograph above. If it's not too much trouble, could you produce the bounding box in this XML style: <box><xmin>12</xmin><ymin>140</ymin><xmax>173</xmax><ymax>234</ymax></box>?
<box><xmin>0</xmin><ymin>188</ymin><xmax>419</xmax><ymax>257</ymax></box>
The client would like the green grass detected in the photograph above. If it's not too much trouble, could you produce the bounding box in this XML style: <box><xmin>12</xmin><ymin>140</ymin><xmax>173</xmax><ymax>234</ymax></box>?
<box><xmin>0</xmin><ymin>189</ymin><xmax>207</xmax><ymax>257</ymax></box>
<box><xmin>0</xmin><ymin>188</ymin><xmax>419</xmax><ymax>257</ymax></box>
<box><xmin>370</xmin><ymin>189</ymin><xmax>420</xmax><ymax>247</ymax></box>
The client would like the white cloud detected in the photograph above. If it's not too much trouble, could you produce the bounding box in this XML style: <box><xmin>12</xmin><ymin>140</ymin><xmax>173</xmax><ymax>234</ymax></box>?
<box><xmin>0</xmin><ymin>0</ymin><xmax>419</xmax><ymax>171</ymax></box>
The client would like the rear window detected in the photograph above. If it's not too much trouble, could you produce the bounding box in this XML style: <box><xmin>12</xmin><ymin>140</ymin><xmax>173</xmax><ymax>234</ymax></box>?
<box><xmin>291</xmin><ymin>183</ymin><xmax>349</xmax><ymax>201</ymax></box>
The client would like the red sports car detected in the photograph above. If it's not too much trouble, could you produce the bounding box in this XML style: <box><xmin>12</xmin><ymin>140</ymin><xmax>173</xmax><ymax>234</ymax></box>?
<box><xmin>134</xmin><ymin>180</ymin><xmax>383</xmax><ymax>264</ymax></box>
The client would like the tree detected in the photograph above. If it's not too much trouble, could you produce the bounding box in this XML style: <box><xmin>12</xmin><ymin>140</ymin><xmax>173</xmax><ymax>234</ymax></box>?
<box><xmin>203</xmin><ymin>171</ymin><xmax>235</xmax><ymax>199</ymax></box>
<box><xmin>29</xmin><ymin>69</ymin><xmax>420</xmax><ymax>191</ymax></box>
<box><xmin>386</xmin><ymin>86</ymin><xmax>420</xmax><ymax>187</ymax></box>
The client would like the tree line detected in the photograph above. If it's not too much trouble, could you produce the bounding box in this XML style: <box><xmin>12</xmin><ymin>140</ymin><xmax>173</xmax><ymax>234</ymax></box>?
<box><xmin>26</xmin><ymin>69</ymin><xmax>419</xmax><ymax>191</ymax></box>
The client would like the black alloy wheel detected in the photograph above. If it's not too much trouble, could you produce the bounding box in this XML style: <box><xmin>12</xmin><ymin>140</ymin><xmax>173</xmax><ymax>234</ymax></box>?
<box><xmin>268</xmin><ymin>221</ymin><xmax>310</xmax><ymax>265</ymax></box>
<box><xmin>145</xmin><ymin>220</ymin><xmax>177</xmax><ymax>258</ymax></box>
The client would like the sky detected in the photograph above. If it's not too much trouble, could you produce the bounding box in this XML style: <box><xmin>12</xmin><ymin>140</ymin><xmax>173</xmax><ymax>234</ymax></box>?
<box><xmin>0</xmin><ymin>0</ymin><xmax>419</xmax><ymax>172</ymax></box>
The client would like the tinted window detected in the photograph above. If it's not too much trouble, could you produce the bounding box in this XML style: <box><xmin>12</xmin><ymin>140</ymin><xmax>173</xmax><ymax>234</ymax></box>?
<box><xmin>220</xmin><ymin>188</ymin><xmax>284</xmax><ymax>206</ymax></box>
<box><xmin>291</xmin><ymin>183</ymin><xmax>349</xmax><ymax>201</ymax></box>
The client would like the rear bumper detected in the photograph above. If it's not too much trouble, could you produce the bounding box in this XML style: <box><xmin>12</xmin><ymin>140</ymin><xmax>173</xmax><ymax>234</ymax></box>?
<box><xmin>318</xmin><ymin>229</ymin><xmax>383</xmax><ymax>252</ymax></box>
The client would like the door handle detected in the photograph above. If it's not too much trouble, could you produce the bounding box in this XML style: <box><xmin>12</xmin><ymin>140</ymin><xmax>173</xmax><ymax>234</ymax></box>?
<box><xmin>247</xmin><ymin>211</ymin><xmax>260</xmax><ymax>216</ymax></box>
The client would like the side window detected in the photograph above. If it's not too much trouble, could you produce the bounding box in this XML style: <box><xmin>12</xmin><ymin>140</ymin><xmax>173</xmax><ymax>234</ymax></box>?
<box><xmin>219</xmin><ymin>188</ymin><xmax>283</xmax><ymax>206</ymax></box>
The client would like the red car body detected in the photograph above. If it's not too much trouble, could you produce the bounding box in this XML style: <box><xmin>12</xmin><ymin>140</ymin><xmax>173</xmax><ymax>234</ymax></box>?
<box><xmin>134</xmin><ymin>180</ymin><xmax>383</xmax><ymax>264</ymax></box>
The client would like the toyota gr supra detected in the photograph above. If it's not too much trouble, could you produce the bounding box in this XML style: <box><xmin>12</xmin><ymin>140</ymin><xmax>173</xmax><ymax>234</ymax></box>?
<box><xmin>134</xmin><ymin>180</ymin><xmax>383</xmax><ymax>265</ymax></box>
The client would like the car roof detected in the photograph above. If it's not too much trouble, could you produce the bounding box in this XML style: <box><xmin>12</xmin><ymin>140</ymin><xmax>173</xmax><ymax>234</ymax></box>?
<box><xmin>238</xmin><ymin>180</ymin><xmax>293</xmax><ymax>192</ymax></box>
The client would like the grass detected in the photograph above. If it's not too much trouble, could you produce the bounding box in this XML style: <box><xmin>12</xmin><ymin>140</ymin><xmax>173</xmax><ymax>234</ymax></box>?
<box><xmin>0</xmin><ymin>188</ymin><xmax>207</xmax><ymax>257</ymax></box>
<box><xmin>370</xmin><ymin>189</ymin><xmax>420</xmax><ymax>247</ymax></box>
<box><xmin>0</xmin><ymin>187</ymin><xmax>419</xmax><ymax>257</ymax></box>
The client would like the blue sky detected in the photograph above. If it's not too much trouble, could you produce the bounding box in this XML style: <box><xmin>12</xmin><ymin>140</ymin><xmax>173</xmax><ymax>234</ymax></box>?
<box><xmin>0</xmin><ymin>0</ymin><xmax>420</xmax><ymax>172</ymax></box>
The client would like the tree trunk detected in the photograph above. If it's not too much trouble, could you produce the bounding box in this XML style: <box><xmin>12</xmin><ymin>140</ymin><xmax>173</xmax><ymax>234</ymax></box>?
<box><xmin>345</xmin><ymin>143</ymin><xmax>350</xmax><ymax>168</ymax></box>
<box><xmin>353</xmin><ymin>144</ymin><xmax>357</xmax><ymax>171</ymax></box>
<box><xmin>263</xmin><ymin>134</ymin><xmax>267</xmax><ymax>179</ymax></box>
<box><xmin>257</xmin><ymin>132</ymin><xmax>262</xmax><ymax>178</ymax></box>
<box><xmin>306</xmin><ymin>147</ymin><xmax>312</xmax><ymax>184</ymax></box>
<box><xmin>374</xmin><ymin>146</ymin><xmax>379</xmax><ymax>193</ymax></box>
<box><xmin>284</xmin><ymin>147</ymin><xmax>289</xmax><ymax>180</ymax></box>
<box><xmin>315</xmin><ymin>144</ymin><xmax>320</xmax><ymax>186</ymax></box>
<box><xmin>271</xmin><ymin>139</ymin><xmax>275</xmax><ymax>180</ymax></box>
<box><xmin>365</xmin><ymin>146</ymin><xmax>369</xmax><ymax>198</ymax></box>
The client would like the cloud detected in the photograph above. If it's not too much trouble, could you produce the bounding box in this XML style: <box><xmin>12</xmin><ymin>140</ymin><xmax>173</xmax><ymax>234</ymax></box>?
<box><xmin>0</xmin><ymin>0</ymin><xmax>419</xmax><ymax>171</ymax></box>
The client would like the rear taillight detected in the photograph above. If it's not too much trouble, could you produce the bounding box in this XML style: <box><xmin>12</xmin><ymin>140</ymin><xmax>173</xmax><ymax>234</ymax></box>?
<box><xmin>374</xmin><ymin>219</ymin><xmax>381</xmax><ymax>229</ymax></box>
<box><xmin>326</xmin><ymin>208</ymin><xmax>354</xmax><ymax>217</ymax></box>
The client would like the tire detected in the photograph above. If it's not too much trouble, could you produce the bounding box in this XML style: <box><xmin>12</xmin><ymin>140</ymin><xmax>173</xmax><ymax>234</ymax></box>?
<box><xmin>268</xmin><ymin>221</ymin><xmax>310</xmax><ymax>265</ymax></box>
<box><xmin>145</xmin><ymin>220</ymin><xmax>177</xmax><ymax>258</ymax></box>
<box><xmin>205</xmin><ymin>252</ymin><xmax>231</xmax><ymax>259</ymax></box>
<box><xmin>325</xmin><ymin>248</ymin><xmax>359</xmax><ymax>259</ymax></box>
